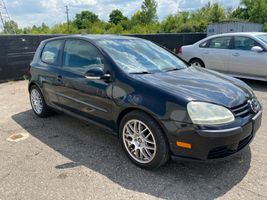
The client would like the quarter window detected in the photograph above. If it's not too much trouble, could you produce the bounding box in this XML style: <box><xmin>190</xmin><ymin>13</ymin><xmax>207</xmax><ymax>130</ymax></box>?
<box><xmin>234</xmin><ymin>36</ymin><xmax>259</xmax><ymax>51</ymax></box>
<box><xmin>63</xmin><ymin>40</ymin><xmax>104</xmax><ymax>74</ymax></box>
<box><xmin>208</xmin><ymin>37</ymin><xmax>231</xmax><ymax>49</ymax></box>
<box><xmin>41</xmin><ymin>40</ymin><xmax>63</xmax><ymax>65</ymax></box>
<box><xmin>199</xmin><ymin>40</ymin><xmax>209</xmax><ymax>48</ymax></box>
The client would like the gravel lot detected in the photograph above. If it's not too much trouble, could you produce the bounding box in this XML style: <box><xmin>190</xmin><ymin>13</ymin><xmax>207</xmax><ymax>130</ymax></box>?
<box><xmin>0</xmin><ymin>80</ymin><xmax>266</xmax><ymax>200</ymax></box>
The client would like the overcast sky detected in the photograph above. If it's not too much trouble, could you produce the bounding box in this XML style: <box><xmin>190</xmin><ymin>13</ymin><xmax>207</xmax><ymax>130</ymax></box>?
<box><xmin>5</xmin><ymin>0</ymin><xmax>241</xmax><ymax>28</ymax></box>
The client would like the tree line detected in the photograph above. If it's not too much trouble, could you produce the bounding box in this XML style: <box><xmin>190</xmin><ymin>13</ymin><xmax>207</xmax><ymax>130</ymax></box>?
<box><xmin>2</xmin><ymin>0</ymin><xmax>267</xmax><ymax>35</ymax></box>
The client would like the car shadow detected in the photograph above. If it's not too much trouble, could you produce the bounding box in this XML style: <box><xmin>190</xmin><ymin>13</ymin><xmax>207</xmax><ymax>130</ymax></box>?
<box><xmin>12</xmin><ymin>110</ymin><xmax>251</xmax><ymax>200</ymax></box>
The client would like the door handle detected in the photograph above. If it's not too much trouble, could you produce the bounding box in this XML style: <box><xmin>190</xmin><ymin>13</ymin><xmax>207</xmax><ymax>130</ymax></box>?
<box><xmin>232</xmin><ymin>53</ymin><xmax>240</xmax><ymax>57</ymax></box>
<box><xmin>57</xmin><ymin>75</ymin><xmax>62</xmax><ymax>82</ymax></box>
<box><xmin>204</xmin><ymin>51</ymin><xmax>209</xmax><ymax>54</ymax></box>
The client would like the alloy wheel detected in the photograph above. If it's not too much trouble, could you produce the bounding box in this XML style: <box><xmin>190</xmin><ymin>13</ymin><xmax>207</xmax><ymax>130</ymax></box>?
<box><xmin>30</xmin><ymin>88</ymin><xmax>43</xmax><ymax>114</ymax></box>
<box><xmin>122</xmin><ymin>119</ymin><xmax>156</xmax><ymax>164</ymax></box>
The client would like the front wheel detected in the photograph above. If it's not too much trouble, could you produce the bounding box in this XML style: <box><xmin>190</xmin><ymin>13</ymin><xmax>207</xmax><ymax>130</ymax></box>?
<box><xmin>119</xmin><ymin>111</ymin><xmax>169</xmax><ymax>169</ymax></box>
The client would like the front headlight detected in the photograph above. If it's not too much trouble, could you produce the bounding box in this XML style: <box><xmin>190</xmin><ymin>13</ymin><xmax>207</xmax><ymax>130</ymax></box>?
<box><xmin>187</xmin><ymin>102</ymin><xmax>235</xmax><ymax>125</ymax></box>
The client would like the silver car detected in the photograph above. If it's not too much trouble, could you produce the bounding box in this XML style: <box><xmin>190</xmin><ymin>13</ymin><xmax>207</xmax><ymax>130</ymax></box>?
<box><xmin>179</xmin><ymin>32</ymin><xmax>267</xmax><ymax>81</ymax></box>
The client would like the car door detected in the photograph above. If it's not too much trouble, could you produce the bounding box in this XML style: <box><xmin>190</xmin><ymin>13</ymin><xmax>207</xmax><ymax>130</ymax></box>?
<box><xmin>56</xmin><ymin>39</ymin><xmax>115</xmax><ymax>128</ymax></box>
<box><xmin>37</xmin><ymin>39</ymin><xmax>64</xmax><ymax>107</ymax></box>
<box><xmin>228</xmin><ymin>36</ymin><xmax>267</xmax><ymax>78</ymax></box>
<box><xmin>201</xmin><ymin>36</ymin><xmax>232</xmax><ymax>73</ymax></box>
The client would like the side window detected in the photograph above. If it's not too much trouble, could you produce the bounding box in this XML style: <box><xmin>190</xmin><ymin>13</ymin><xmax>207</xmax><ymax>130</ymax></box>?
<box><xmin>208</xmin><ymin>37</ymin><xmax>231</xmax><ymax>49</ymax></box>
<box><xmin>41</xmin><ymin>40</ymin><xmax>62</xmax><ymax>65</ymax></box>
<box><xmin>63</xmin><ymin>39</ymin><xmax>104</xmax><ymax>74</ymax></box>
<box><xmin>234</xmin><ymin>36</ymin><xmax>259</xmax><ymax>51</ymax></box>
<box><xmin>199</xmin><ymin>40</ymin><xmax>209</xmax><ymax>48</ymax></box>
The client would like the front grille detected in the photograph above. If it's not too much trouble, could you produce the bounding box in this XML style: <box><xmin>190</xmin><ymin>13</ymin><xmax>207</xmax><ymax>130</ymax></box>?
<box><xmin>231</xmin><ymin>101</ymin><xmax>252</xmax><ymax>118</ymax></box>
<box><xmin>208</xmin><ymin>134</ymin><xmax>253</xmax><ymax>159</ymax></box>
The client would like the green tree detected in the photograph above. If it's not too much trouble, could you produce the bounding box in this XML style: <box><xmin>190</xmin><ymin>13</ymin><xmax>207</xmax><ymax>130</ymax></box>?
<box><xmin>161</xmin><ymin>12</ymin><xmax>191</xmax><ymax>33</ymax></box>
<box><xmin>130</xmin><ymin>11</ymin><xmax>143</xmax><ymax>26</ymax></box>
<box><xmin>242</xmin><ymin>0</ymin><xmax>267</xmax><ymax>23</ymax></box>
<box><xmin>40</xmin><ymin>23</ymin><xmax>50</xmax><ymax>34</ymax></box>
<box><xmin>86</xmin><ymin>21</ymin><xmax>107</xmax><ymax>34</ymax></box>
<box><xmin>109</xmin><ymin>9</ymin><xmax>127</xmax><ymax>25</ymax></box>
<box><xmin>140</xmin><ymin>0</ymin><xmax>158</xmax><ymax>24</ymax></box>
<box><xmin>231</xmin><ymin>0</ymin><xmax>267</xmax><ymax>23</ymax></box>
<box><xmin>3</xmin><ymin>20</ymin><xmax>19</xmax><ymax>34</ymax></box>
<box><xmin>74</xmin><ymin>11</ymin><xmax>99</xmax><ymax>29</ymax></box>
<box><xmin>50</xmin><ymin>22</ymin><xmax>78</xmax><ymax>34</ymax></box>
<box><xmin>231</xmin><ymin>7</ymin><xmax>249</xmax><ymax>20</ymax></box>
<box><xmin>106</xmin><ymin>24</ymin><xmax>124</xmax><ymax>34</ymax></box>
<box><xmin>209</xmin><ymin>3</ymin><xmax>226</xmax><ymax>22</ymax></box>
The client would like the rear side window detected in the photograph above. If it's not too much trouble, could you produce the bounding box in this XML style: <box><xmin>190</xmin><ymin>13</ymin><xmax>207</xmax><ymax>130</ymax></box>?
<box><xmin>199</xmin><ymin>40</ymin><xmax>209</xmax><ymax>48</ymax></box>
<box><xmin>234</xmin><ymin>36</ymin><xmax>260</xmax><ymax>51</ymax></box>
<box><xmin>208</xmin><ymin>37</ymin><xmax>231</xmax><ymax>49</ymax></box>
<box><xmin>41</xmin><ymin>40</ymin><xmax>63</xmax><ymax>65</ymax></box>
<box><xmin>63</xmin><ymin>39</ymin><xmax>104</xmax><ymax>74</ymax></box>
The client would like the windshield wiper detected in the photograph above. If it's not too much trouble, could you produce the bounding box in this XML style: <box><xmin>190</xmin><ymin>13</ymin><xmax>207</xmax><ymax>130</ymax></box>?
<box><xmin>165</xmin><ymin>68</ymin><xmax>179</xmax><ymax>72</ymax></box>
<box><xmin>129</xmin><ymin>71</ymin><xmax>152</xmax><ymax>74</ymax></box>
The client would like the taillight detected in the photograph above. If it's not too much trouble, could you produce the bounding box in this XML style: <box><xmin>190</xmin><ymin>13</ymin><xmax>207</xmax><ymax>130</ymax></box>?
<box><xmin>178</xmin><ymin>47</ymin><xmax>182</xmax><ymax>55</ymax></box>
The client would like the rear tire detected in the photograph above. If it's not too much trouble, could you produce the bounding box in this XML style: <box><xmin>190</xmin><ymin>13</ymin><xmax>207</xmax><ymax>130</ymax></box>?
<box><xmin>190</xmin><ymin>58</ymin><xmax>205</xmax><ymax>68</ymax></box>
<box><xmin>30</xmin><ymin>85</ymin><xmax>54</xmax><ymax>118</ymax></box>
<box><xmin>119</xmin><ymin>111</ymin><xmax>169</xmax><ymax>169</ymax></box>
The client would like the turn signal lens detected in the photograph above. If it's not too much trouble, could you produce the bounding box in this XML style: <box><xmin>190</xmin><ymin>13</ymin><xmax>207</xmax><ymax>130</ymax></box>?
<box><xmin>176</xmin><ymin>141</ymin><xmax>192</xmax><ymax>149</ymax></box>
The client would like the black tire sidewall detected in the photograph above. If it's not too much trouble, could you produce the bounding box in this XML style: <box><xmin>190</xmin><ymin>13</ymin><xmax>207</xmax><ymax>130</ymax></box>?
<box><xmin>191</xmin><ymin>59</ymin><xmax>204</xmax><ymax>68</ymax></box>
<box><xmin>119</xmin><ymin>111</ymin><xmax>169</xmax><ymax>169</ymax></box>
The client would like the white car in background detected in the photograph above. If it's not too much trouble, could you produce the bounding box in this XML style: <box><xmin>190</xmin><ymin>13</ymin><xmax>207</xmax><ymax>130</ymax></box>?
<box><xmin>179</xmin><ymin>32</ymin><xmax>267</xmax><ymax>81</ymax></box>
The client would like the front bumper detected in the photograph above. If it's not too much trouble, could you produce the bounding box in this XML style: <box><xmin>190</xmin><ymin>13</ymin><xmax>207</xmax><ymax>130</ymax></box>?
<box><xmin>163</xmin><ymin>111</ymin><xmax>262</xmax><ymax>161</ymax></box>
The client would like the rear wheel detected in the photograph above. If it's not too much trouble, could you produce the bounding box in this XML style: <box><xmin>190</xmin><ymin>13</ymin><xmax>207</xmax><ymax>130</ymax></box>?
<box><xmin>190</xmin><ymin>58</ymin><xmax>205</xmax><ymax>68</ymax></box>
<box><xmin>119</xmin><ymin>111</ymin><xmax>169</xmax><ymax>169</ymax></box>
<box><xmin>30</xmin><ymin>85</ymin><xmax>54</xmax><ymax>118</ymax></box>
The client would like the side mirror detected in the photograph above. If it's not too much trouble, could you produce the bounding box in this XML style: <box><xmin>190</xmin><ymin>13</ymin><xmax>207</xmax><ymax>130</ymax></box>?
<box><xmin>85</xmin><ymin>67</ymin><xmax>111</xmax><ymax>80</ymax></box>
<box><xmin>251</xmin><ymin>46</ymin><xmax>264</xmax><ymax>53</ymax></box>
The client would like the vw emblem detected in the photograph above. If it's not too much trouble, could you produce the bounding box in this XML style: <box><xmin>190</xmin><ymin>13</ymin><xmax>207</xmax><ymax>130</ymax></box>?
<box><xmin>248</xmin><ymin>99</ymin><xmax>260</xmax><ymax>113</ymax></box>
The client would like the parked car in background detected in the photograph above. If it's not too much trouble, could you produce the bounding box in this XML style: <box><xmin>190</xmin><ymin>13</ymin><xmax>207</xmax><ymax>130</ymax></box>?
<box><xmin>179</xmin><ymin>32</ymin><xmax>267</xmax><ymax>82</ymax></box>
<box><xmin>29</xmin><ymin>35</ymin><xmax>262</xmax><ymax>169</ymax></box>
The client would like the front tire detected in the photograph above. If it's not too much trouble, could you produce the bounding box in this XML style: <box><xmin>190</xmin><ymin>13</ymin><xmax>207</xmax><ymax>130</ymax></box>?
<box><xmin>119</xmin><ymin>111</ymin><xmax>169</xmax><ymax>169</ymax></box>
<box><xmin>190</xmin><ymin>58</ymin><xmax>205</xmax><ymax>68</ymax></box>
<box><xmin>30</xmin><ymin>85</ymin><xmax>54</xmax><ymax>118</ymax></box>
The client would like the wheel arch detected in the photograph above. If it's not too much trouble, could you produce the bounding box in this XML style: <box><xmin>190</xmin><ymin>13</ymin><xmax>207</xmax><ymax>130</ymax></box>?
<box><xmin>116</xmin><ymin>107</ymin><xmax>170</xmax><ymax>147</ymax></box>
<box><xmin>28</xmin><ymin>81</ymin><xmax>39</xmax><ymax>92</ymax></box>
<box><xmin>28</xmin><ymin>81</ymin><xmax>44</xmax><ymax>94</ymax></box>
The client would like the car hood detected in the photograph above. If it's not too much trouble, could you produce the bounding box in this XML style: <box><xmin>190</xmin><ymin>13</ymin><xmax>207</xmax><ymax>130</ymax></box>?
<box><xmin>133</xmin><ymin>67</ymin><xmax>253</xmax><ymax>108</ymax></box>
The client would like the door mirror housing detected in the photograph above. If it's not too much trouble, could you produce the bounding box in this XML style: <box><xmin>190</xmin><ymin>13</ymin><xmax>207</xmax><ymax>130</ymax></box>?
<box><xmin>251</xmin><ymin>46</ymin><xmax>264</xmax><ymax>53</ymax></box>
<box><xmin>85</xmin><ymin>67</ymin><xmax>111</xmax><ymax>80</ymax></box>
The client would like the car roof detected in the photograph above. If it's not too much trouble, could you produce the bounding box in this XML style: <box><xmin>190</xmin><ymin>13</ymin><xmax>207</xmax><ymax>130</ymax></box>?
<box><xmin>43</xmin><ymin>34</ymin><xmax>140</xmax><ymax>43</ymax></box>
<box><xmin>207</xmin><ymin>32</ymin><xmax>267</xmax><ymax>38</ymax></box>
<box><xmin>193</xmin><ymin>32</ymin><xmax>267</xmax><ymax>45</ymax></box>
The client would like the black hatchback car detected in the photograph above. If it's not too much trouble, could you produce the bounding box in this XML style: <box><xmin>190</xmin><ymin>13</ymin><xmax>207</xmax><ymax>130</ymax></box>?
<box><xmin>29</xmin><ymin>35</ymin><xmax>262</xmax><ymax>169</ymax></box>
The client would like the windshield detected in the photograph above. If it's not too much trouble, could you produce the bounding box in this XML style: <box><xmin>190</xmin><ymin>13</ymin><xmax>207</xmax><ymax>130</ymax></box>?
<box><xmin>97</xmin><ymin>39</ymin><xmax>187</xmax><ymax>73</ymax></box>
<box><xmin>257</xmin><ymin>34</ymin><xmax>267</xmax><ymax>44</ymax></box>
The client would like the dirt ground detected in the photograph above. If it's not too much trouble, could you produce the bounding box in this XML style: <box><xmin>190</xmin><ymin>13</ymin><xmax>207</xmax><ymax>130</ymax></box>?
<box><xmin>0</xmin><ymin>80</ymin><xmax>266</xmax><ymax>200</ymax></box>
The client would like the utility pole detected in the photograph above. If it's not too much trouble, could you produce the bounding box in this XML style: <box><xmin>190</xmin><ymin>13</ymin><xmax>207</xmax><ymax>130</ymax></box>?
<box><xmin>0</xmin><ymin>12</ymin><xmax>5</xmax><ymax>33</ymax></box>
<box><xmin>65</xmin><ymin>5</ymin><xmax>70</xmax><ymax>33</ymax></box>
<box><xmin>0</xmin><ymin>0</ymin><xmax>15</xmax><ymax>34</ymax></box>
